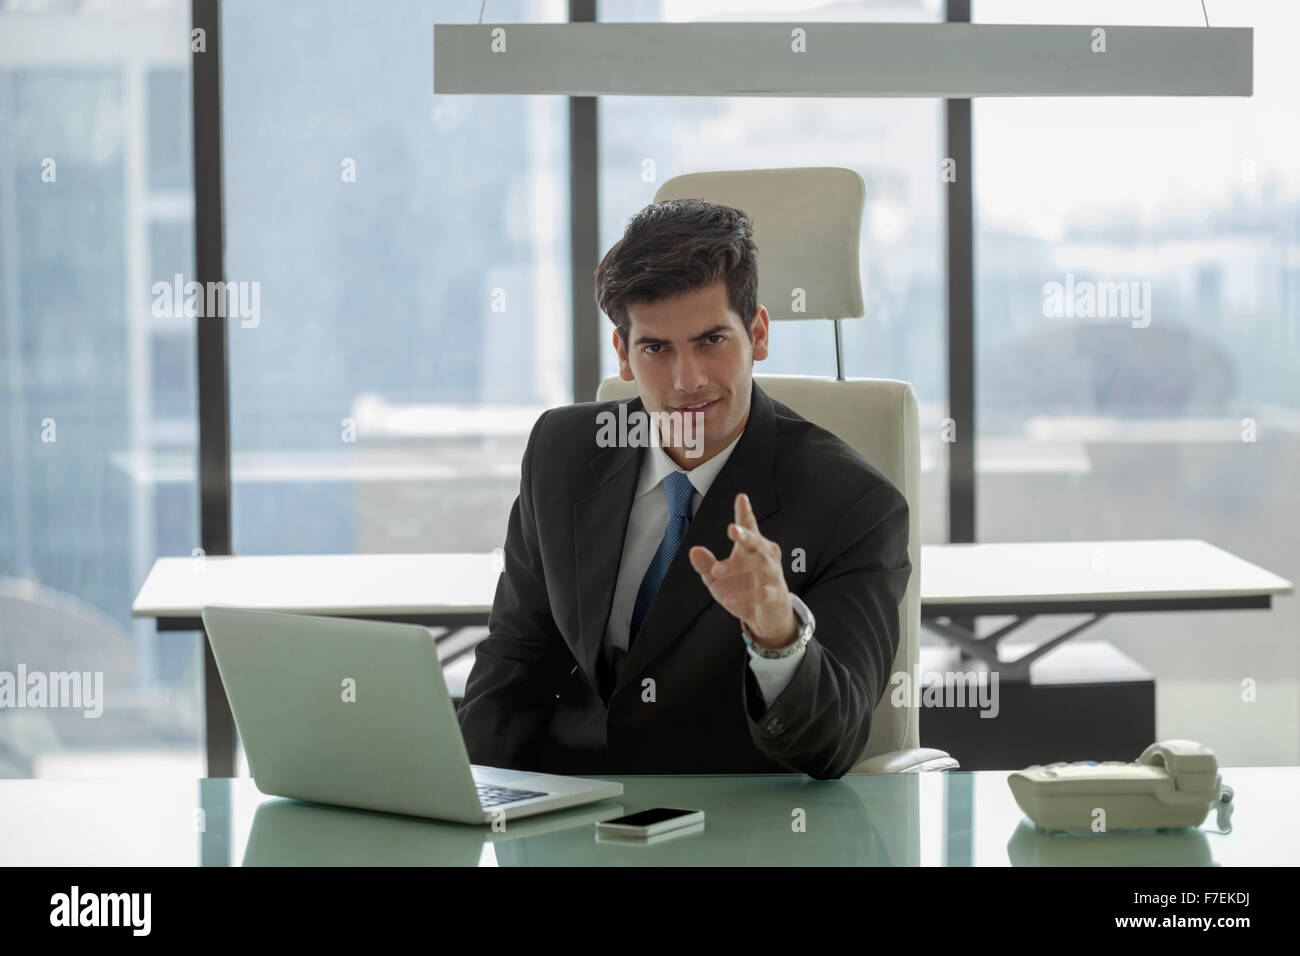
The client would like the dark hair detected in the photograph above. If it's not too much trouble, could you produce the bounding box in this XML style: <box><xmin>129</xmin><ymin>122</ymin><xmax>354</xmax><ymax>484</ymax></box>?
<box><xmin>595</xmin><ymin>198</ymin><xmax>758</xmax><ymax>345</ymax></box>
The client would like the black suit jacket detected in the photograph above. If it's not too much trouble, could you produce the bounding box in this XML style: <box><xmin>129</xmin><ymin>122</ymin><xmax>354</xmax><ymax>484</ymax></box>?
<box><xmin>457</xmin><ymin>381</ymin><xmax>911</xmax><ymax>779</ymax></box>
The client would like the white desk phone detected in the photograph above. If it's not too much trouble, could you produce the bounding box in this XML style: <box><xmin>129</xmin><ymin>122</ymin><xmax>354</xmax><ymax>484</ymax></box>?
<box><xmin>1007</xmin><ymin>739</ymin><xmax>1234</xmax><ymax>833</ymax></box>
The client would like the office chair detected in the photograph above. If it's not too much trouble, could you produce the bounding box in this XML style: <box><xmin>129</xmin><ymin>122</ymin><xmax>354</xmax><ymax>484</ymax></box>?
<box><xmin>0</xmin><ymin>577</ymin><xmax>137</xmax><ymax>776</ymax></box>
<box><xmin>597</xmin><ymin>166</ymin><xmax>957</xmax><ymax>773</ymax></box>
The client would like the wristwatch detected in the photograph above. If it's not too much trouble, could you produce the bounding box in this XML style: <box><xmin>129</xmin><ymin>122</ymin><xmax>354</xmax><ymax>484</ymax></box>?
<box><xmin>741</xmin><ymin>594</ymin><xmax>815</xmax><ymax>659</ymax></box>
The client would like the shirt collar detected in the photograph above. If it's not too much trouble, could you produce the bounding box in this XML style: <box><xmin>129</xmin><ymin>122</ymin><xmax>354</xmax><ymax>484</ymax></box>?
<box><xmin>635</xmin><ymin>429</ymin><xmax>744</xmax><ymax>501</ymax></box>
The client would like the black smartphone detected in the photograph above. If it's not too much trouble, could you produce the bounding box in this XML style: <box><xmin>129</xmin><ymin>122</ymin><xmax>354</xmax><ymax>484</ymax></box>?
<box><xmin>595</xmin><ymin>807</ymin><xmax>705</xmax><ymax>838</ymax></box>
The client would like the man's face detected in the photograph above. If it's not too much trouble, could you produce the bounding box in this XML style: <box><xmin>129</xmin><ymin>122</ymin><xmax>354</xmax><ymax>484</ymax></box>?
<box><xmin>613</xmin><ymin>279</ymin><xmax>770</xmax><ymax>468</ymax></box>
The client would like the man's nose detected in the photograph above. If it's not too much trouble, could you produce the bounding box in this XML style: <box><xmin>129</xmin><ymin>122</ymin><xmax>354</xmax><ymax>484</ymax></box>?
<box><xmin>673</xmin><ymin>349</ymin><xmax>708</xmax><ymax>393</ymax></box>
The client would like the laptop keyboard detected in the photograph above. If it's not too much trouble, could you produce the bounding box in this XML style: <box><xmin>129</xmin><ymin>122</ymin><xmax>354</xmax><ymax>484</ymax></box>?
<box><xmin>476</xmin><ymin>783</ymin><xmax>548</xmax><ymax>808</ymax></box>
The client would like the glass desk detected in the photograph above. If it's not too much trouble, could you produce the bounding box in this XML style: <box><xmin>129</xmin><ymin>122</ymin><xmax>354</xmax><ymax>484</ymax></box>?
<box><xmin>0</xmin><ymin>768</ymin><xmax>1295</xmax><ymax>866</ymax></box>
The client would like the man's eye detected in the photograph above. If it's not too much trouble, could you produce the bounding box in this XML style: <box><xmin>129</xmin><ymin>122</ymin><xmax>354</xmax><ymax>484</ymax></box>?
<box><xmin>706</xmin><ymin>334</ymin><xmax>725</xmax><ymax>345</ymax></box>
<box><xmin>643</xmin><ymin>343</ymin><xmax>664</xmax><ymax>355</ymax></box>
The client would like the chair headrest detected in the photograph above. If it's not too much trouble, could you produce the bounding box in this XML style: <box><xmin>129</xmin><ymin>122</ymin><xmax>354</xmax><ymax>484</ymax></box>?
<box><xmin>652</xmin><ymin>166</ymin><xmax>865</xmax><ymax>322</ymax></box>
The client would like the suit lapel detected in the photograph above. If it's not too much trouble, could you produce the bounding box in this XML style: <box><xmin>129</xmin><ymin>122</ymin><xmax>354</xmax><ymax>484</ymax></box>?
<box><xmin>572</xmin><ymin>397</ymin><xmax>644</xmax><ymax>686</ymax></box>
<box><xmin>615</xmin><ymin>381</ymin><xmax>780</xmax><ymax>697</ymax></box>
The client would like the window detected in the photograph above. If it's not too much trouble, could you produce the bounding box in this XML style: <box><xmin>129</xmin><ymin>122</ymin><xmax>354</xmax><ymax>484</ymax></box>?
<box><xmin>973</xmin><ymin>0</ymin><xmax>1300</xmax><ymax>763</ymax></box>
<box><xmin>0</xmin><ymin>0</ymin><xmax>202</xmax><ymax>778</ymax></box>
<box><xmin>221</xmin><ymin>0</ymin><xmax>572</xmax><ymax>557</ymax></box>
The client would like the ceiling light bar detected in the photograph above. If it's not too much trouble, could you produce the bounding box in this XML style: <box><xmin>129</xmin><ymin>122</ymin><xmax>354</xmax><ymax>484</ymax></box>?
<box><xmin>433</xmin><ymin>23</ymin><xmax>1251</xmax><ymax>97</ymax></box>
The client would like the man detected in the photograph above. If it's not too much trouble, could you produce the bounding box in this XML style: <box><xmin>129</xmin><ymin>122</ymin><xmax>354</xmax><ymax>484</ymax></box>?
<box><xmin>457</xmin><ymin>198</ymin><xmax>911</xmax><ymax>779</ymax></box>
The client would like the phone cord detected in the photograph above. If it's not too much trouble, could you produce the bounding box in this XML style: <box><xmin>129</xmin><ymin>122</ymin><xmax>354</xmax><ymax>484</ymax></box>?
<box><xmin>1204</xmin><ymin>782</ymin><xmax>1234</xmax><ymax>835</ymax></box>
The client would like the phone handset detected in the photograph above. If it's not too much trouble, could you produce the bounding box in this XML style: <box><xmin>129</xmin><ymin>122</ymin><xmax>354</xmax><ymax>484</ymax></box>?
<box><xmin>1137</xmin><ymin>740</ymin><xmax>1233</xmax><ymax>831</ymax></box>
<box><xmin>1137</xmin><ymin>739</ymin><xmax>1218</xmax><ymax>791</ymax></box>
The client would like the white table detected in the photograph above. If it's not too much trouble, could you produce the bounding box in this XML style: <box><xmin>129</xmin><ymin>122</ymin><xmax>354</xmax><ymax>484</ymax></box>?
<box><xmin>919</xmin><ymin>539</ymin><xmax>1294</xmax><ymax>677</ymax></box>
<box><xmin>134</xmin><ymin>552</ymin><xmax>501</xmax><ymax>627</ymax></box>
<box><xmin>133</xmin><ymin>540</ymin><xmax>1293</xmax><ymax>775</ymax></box>
<box><xmin>922</xmin><ymin>539</ymin><xmax>1292</xmax><ymax>614</ymax></box>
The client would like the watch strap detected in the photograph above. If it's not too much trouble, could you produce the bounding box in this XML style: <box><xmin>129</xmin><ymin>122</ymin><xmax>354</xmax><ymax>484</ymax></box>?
<box><xmin>741</xmin><ymin>595</ymin><xmax>814</xmax><ymax>659</ymax></box>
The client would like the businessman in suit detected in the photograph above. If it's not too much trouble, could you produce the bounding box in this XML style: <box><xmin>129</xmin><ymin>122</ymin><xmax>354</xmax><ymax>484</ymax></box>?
<box><xmin>457</xmin><ymin>198</ymin><xmax>911</xmax><ymax>778</ymax></box>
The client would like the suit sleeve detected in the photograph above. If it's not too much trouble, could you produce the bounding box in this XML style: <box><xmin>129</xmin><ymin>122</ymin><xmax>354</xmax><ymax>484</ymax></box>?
<box><xmin>457</xmin><ymin>408</ymin><xmax>570</xmax><ymax>770</ymax></box>
<box><xmin>741</xmin><ymin>480</ymin><xmax>911</xmax><ymax>779</ymax></box>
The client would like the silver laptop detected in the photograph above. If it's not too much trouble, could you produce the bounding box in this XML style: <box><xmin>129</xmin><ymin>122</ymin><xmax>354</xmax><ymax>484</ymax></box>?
<box><xmin>200</xmin><ymin>605</ymin><xmax>622</xmax><ymax>825</ymax></box>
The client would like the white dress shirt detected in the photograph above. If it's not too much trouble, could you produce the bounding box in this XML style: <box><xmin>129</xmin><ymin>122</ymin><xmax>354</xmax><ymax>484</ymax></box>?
<box><xmin>602</xmin><ymin>430</ymin><xmax>807</xmax><ymax>709</ymax></box>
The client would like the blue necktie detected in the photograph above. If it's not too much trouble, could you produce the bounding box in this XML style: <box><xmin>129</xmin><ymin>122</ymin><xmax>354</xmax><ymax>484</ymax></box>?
<box><xmin>628</xmin><ymin>471</ymin><xmax>695</xmax><ymax>646</ymax></box>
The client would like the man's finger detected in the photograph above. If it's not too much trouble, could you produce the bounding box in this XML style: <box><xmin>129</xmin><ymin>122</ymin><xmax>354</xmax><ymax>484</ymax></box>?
<box><xmin>734</xmin><ymin>493</ymin><xmax>760</xmax><ymax>534</ymax></box>
<box><xmin>689</xmin><ymin>545</ymin><xmax>719</xmax><ymax>578</ymax></box>
<box><xmin>727</xmin><ymin>520</ymin><xmax>766</xmax><ymax>553</ymax></box>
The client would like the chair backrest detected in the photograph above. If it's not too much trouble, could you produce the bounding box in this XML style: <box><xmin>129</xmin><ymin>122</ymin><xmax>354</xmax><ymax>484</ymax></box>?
<box><xmin>0</xmin><ymin>577</ymin><xmax>135</xmax><ymax>679</ymax></box>
<box><xmin>0</xmin><ymin>577</ymin><xmax>138</xmax><ymax>775</ymax></box>
<box><xmin>596</xmin><ymin>374</ymin><xmax>921</xmax><ymax>759</ymax></box>
<box><xmin>651</xmin><ymin>166</ymin><xmax>867</xmax><ymax>322</ymax></box>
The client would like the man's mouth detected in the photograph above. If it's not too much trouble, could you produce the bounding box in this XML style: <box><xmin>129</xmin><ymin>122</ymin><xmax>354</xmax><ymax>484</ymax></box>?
<box><xmin>673</xmin><ymin>398</ymin><xmax>720</xmax><ymax>416</ymax></box>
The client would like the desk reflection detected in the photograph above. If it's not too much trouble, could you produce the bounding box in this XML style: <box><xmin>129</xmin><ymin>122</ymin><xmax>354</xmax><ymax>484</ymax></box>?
<box><xmin>240</xmin><ymin>775</ymin><xmax>904</xmax><ymax>866</ymax></box>
<box><xmin>1007</xmin><ymin>820</ymin><xmax>1217</xmax><ymax>866</ymax></box>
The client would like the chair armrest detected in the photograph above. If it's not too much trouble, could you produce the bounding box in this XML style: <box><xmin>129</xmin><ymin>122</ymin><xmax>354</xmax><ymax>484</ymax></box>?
<box><xmin>850</xmin><ymin>747</ymin><xmax>959</xmax><ymax>774</ymax></box>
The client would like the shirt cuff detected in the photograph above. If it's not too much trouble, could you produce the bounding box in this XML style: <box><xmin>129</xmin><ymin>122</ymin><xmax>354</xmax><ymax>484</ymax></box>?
<box><xmin>746</xmin><ymin>640</ymin><xmax>806</xmax><ymax>708</ymax></box>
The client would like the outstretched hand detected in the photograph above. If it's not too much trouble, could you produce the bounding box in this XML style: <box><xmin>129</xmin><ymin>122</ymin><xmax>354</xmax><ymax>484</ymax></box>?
<box><xmin>688</xmin><ymin>493</ymin><xmax>797</xmax><ymax>649</ymax></box>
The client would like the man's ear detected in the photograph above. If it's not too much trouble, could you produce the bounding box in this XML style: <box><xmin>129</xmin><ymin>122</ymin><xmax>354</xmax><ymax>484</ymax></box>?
<box><xmin>751</xmin><ymin>306</ymin><xmax>771</xmax><ymax>362</ymax></box>
<box><xmin>613</xmin><ymin>329</ymin><xmax>635</xmax><ymax>381</ymax></box>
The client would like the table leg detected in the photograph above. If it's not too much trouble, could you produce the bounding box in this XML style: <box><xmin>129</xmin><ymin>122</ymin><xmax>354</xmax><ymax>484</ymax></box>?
<box><xmin>953</xmin><ymin>615</ymin><xmax>975</xmax><ymax>665</ymax></box>
<box><xmin>202</xmin><ymin>627</ymin><xmax>237</xmax><ymax>778</ymax></box>
<box><xmin>923</xmin><ymin>614</ymin><xmax>1107</xmax><ymax>681</ymax></box>
<box><xmin>433</xmin><ymin>625</ymin><xmax>487</xmax><ymax>665</ymax></box>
